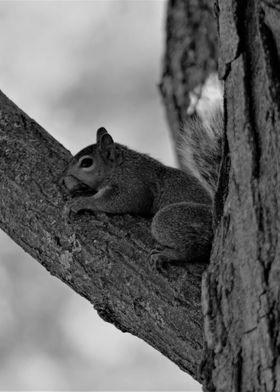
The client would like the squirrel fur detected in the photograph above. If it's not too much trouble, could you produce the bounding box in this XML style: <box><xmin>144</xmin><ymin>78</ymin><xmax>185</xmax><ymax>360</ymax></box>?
<box><xmin>62</xmin><ymin>111</ymin><xmax>223</xmax><ymax>270</ymax></box>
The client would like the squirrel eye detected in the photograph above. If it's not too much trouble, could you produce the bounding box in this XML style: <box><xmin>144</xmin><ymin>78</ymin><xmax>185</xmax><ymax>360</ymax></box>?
<box><xmin>80</xmin><ymin>157</ymin><xmax>94</xmax><ymax>168</ymax></box>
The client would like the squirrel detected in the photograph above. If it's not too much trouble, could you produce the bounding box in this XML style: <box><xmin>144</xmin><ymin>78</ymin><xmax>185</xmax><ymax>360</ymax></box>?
<box><xmin>62</xmin><ymin>109</ymin><xmax>223</xmax><ymax>270</ymax></box>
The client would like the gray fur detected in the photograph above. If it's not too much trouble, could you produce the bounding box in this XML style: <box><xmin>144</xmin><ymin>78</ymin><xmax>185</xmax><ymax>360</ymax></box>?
<box><xmin>63</xmin><ymin>114</ymin><xmax>223</xmax><ymax>268</ymax></box>
<box><xmin>178</xmin><ymin>107</ymin><xmax>223</xmax><ymax>198</ymax></box>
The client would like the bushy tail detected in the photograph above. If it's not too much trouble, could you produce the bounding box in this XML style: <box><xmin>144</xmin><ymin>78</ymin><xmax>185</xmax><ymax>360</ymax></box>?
<box><xmin>178</xmin><ymin>107</ymin><xmax>223</xmax><ymax>198</ymax></box>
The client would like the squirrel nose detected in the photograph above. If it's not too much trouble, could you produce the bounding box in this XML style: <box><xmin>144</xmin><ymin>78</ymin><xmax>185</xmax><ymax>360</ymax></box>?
<box><xmin>62</xmin><ymin>175</ymin><xmax>81</xmax><ymax>192</ymax></box>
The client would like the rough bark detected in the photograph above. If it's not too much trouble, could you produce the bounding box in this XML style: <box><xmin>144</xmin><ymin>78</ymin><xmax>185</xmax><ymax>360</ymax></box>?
<box><xmin>160</xmin><ymin>0</ymin><xmax>218</xmax><ymax>165</ymax></box>
<box><xmin>201</xmin><ymin>1</ymin><xmax>280</xmax><ymax>391</ymax></box>
<box><xmin>0</xmin><ymin>90</ymin><xmax>207</xmax><ymax>380</ymax></box>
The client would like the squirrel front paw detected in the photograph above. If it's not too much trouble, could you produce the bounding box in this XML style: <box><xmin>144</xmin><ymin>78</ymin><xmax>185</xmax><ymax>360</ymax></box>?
<box><xmin>149</xmin><ymin>248</ymin><xmax>169</xmax><ymax>273</ymax></box>
<box><xmin>63</xmin><ymin>197</ymin><xmax>88</xmax><ymax>219</ymax></box>
<box><xmin>69</xmin><ymin>197</ymin><xmax>87</xmax><ymax>213</ymax></box>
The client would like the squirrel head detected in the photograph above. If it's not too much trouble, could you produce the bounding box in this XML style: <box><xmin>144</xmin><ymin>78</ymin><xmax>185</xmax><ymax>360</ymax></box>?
<box><xmin>63</xmin><ymin>127</ymin><xmax>117</xmax><ymax>195</ymax></box>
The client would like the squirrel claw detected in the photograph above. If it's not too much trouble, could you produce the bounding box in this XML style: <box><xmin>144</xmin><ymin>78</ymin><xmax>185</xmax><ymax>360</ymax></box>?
<box><xmin>62</xmin><ymin>203</ymin><xmax>72</xmax><ymax>220</ymax></box>
<box><xmin>149</xmin><ymin>248</ymin><xmax>168</xmax><ymax>273</ymax></box>
<box><xmin>63</xmin><ymin>198</ymin><xmax>83</xmax><ymax>220</ymax></box>
<box><xmin>71</xmin><ymin>197</ymin><xmax>91</xmax><ymax>213</ymax></box>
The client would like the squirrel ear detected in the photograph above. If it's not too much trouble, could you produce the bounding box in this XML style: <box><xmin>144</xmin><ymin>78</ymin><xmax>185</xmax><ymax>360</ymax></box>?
<box><xmin>96</xmin><ymin>127</ymin><xmax>108</xmax><ymax>143</ymax></box>
<box><xmin>99</xmin><ymin>132</ymin><xmax>116</xmax><ymax>162</ymax></box>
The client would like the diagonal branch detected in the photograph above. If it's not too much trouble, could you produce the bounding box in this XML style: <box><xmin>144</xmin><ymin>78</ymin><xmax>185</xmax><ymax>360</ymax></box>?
<box><xmin>0</xmin><ymin>89</ymin><xmax>207</xmax><ymax>381</ymax></box>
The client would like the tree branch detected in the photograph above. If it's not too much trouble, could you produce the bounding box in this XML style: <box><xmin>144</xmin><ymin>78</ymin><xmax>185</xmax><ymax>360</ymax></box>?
<box><xmin>0</xmin><ymin>90</ymin><xmax>207</xmax><ymax>381</ymax></box>
<box><xmin>160</xmin><ymin>0</ymin><xmax>218</xmax><ymax>165</ymax></box>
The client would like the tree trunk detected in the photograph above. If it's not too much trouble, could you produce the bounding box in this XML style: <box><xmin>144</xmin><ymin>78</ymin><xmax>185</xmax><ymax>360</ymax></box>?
<box><xmin>201</xmin><ymin>1</ymin><xmax>280</xmax><ymax>391</ymax></box>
